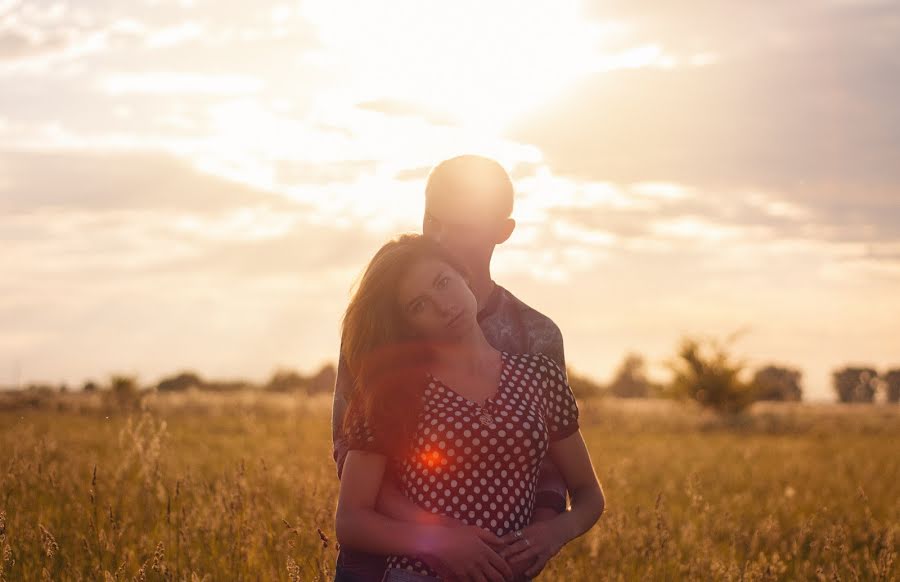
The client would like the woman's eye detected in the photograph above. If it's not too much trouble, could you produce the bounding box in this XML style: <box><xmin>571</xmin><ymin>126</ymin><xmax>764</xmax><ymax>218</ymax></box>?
<box><xmin>437</xmin><ymin>276</ymin><xmax>449</xmax><ymax>289</ymax></box>
<box><xmin>411</xmin><ymin>301</ymin><xmax>424</xmax><ymax>314</ymax></box>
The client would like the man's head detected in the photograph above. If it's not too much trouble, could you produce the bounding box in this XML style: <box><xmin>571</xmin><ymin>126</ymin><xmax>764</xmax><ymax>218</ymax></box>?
<box><xmin>422</xmin><ymin>155</ymin><xmax>516</xmax><ymax>267</ymax></box>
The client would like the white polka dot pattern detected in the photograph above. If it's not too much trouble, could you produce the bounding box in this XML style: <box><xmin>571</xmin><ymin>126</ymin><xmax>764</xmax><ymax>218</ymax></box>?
<box><xmin>347</xmin><ymin>351</ymin><xmax>579</xmax><ymax>578</ymax></box>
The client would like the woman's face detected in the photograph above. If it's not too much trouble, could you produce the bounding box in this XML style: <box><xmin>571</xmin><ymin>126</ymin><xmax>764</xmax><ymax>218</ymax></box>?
<box><xmin>395</xmin><ymin>257</ymin><xmax>478</xmax><ymax>342</ymax></box>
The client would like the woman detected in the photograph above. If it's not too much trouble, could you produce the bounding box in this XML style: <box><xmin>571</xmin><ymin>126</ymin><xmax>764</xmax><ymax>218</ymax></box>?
<box><xmin>335</xmin><ymin>234</ymin><xmax>605</xmax><ymax>581</ymax></box>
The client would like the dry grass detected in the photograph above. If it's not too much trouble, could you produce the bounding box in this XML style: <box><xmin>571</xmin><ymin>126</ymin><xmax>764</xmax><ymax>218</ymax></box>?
<box><xmin>0</xmin><ymin>393</ymin><xmax>898</xmax><ymax>581</ymax></box>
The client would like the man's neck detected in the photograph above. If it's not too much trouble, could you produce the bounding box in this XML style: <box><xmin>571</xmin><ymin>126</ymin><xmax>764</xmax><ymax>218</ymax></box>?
<box><xmin>467</xmin><ymin>268</ymin><xmax>496</xmax><ymax>310</ymax></box>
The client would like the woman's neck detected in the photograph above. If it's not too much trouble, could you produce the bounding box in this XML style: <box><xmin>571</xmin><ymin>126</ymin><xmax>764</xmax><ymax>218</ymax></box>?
<box><xmin>430</xmin><ymin>327</ymin><xmax>498</xmax><ymax>372</ymax></box>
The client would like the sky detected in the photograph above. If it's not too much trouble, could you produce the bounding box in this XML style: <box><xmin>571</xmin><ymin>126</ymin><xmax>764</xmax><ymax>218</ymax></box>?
<box><xmin>1</xmin><ymin>0</ymin><xmax>899</xmax><ymax>400</ymax></box>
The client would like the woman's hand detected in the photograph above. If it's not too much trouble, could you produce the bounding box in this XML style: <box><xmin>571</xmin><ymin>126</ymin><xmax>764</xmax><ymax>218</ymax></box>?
<box><xmin>422</xmin><ymin>525</ymin><xmax>514</xmax><ymax>582</ymax></box>
<box><xmin>498</xmin><ymin>521</ymin><xmax>567</xmax><ymax>579</ymax></box>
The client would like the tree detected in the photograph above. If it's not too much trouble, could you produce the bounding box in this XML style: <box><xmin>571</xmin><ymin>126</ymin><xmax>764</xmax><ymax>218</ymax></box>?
<box><xmin>832</xmin><ymin>367</ymin><xmax>878</xmax><ymax>403</ymax></box>
<box><xmin>566</xmin><ymin>368</ymin><xmax>605</xmax><ymax>399</ymax></box>
<box><xmin>265</xmin><ymin>369</ymin><xmax>307</xmax><ymax>393</ymax></box>
<box><xmin>307</xmin><ymin>364</ymin><xmax>337</xmax><ymax>395</ymax></box>
<box><xmin>202</xmin><ymin>380</ymin><xmax>252</xmax><ymax>392</ymax></box>
<box><xmin>607</xmin><ymin>353</ymin><xmax>653</xmax><ymax>398</ymax></box>
<box><xmin>752</xmin><ymin>365</ymin><xmax>803</xmax><ymax>402</ymax></box>
<box><xmin>156</xmin><ymin>371</ymin><xmax>203</xmax><ymax>392</ymax></box>
<box><xmin>664</xmin><ymin>335</ymin><xmax>755</xmax><ymax>414</ymax></box>
<box><xmin>109</xmin><ymin>374</ymin><xmax>143</xmax><ymax>410</ymax></box>
<box><xmin>882</xmin><ymin>369</ymin><xmax>900</xmax><ymax>404</ymax></box>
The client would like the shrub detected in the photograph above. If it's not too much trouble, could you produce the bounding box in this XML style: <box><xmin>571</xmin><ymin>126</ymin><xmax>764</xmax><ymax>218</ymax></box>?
<box><xmin>108</xmin><ymin>374</ymin><xmax>144</xmax><ymax>410</ymax></box>
<box><xmin>156</xmin><ymin>371</ymin><xmax>203</xmax><ymax>392</ymax></box>
<box><xmin>567</xmin><ymin>368</ymin><xmax>605</xmax><ymax>399</ymax></box>
<box><xmin>607</xmin><ymin>353</ymin><xmax>654</xmax><ymax>398</ymax></box>
<box><xmin>832</xmin><ymin>367</ymin><xmax>878</xmax><ymax>403</ymax></box>
<box><xmin>664</xmin><ymin>335</ymin><xmax>756</xmax><ymax>415</ymax></box>
<box><xmin>881</xmin><ymin>369</ymin><xmax>900</xmax><ymax>404</ymax></box>
<box><xmin>752</xmin><ymin>365</ymin><xmax>803</xmax><ymax>401</ymax></box>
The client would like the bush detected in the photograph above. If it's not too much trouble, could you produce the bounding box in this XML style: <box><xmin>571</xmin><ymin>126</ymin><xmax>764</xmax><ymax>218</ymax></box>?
<box><xmin>567</xmin><ymin>368</ymin><xmax>605</xmax><ymax>399</ymax></box>
<box><xmin>881</xmin><ymin>369</ymin><xmax>900</xmax><ymax>404</ymax></box>
<box><xmin>156</xmin><ymin>371</ymin><xmax>203</xmax><ymax>392</ymax></box>
<box><xmin>307</xmin><ymin>364</ymin><xmax>337</xmax><ymax>395</ymax></box>
<box><xmin>832</xmin><ymin>367</ymin><xmax>878</xmax><ymax>403</ymax></box>
<box><xmin>107</xmin><ymin>375</ymin><xmax>144</xmax><ymax>411</ymax></box>
<box><xmin>607</xmin><ymin>353</ymin><xmax>655</xmax><ymax>398</ymax></box>
<box><xmin>265</xmin><ymin>369</ymin><xmax>307</xmax><ymax>393</ymax></box>
<box><xmin>752</xmin><ymin>365</ymin><xmax>803</xmax><ymax>402</ymax></box>
<box><xmin>664</xmin><ymin>335</ymin><xmax>756</xmax><ymax>415</ymax></box>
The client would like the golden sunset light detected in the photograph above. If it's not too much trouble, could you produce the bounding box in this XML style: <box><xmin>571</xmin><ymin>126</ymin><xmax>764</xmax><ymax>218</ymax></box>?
<box><xmin>2</xmin><ymin>3</ymin><xmax>900</xmax><ymax>580</ymax></box>
<box><xmin>2</xmin><ymin>1</ymin><xmax>899</xmax><ymax>399</ymax></box>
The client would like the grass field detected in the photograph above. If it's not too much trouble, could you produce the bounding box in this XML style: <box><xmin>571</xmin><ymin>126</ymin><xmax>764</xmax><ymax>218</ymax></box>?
<box><xmin>0</xmin><ymin>393</ymin><xmax>898</xmax><ymax>581</ymax></box>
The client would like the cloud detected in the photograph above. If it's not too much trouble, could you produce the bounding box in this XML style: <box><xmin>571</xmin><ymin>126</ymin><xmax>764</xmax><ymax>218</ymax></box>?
<box><xmin>0</xmin><ymin>150</ymin><xmax>300</xmax><ymax>213</ymax></box>
<box><xmin>512</xmin><ymin>58</ymin><xmax>900</xmax><ymax>191</ymax></box>
<box><xmin>508</xmin><ymin>1</ymin><xmax>900</xmax><ymax>253</ymax></box>
<box><xmin>276</xmin><ymin>159</ymin><xmax>378</xmax><ymax>185</ymax></box>
<box><xmin>157</xmin><ymin>219</ymin><xmax>385</xmax><ymax>279</ymax></box>
<box><xmin>100</xmin><ymin>73</ymin><xmax>264</xmax><ymax>96</ymax></box>
<box><xmin>356</xmin><ymin>99</ymin><xmax>458</xmax><ymax>127</ymax></box>
<box><xmin>394</xmin><ymin>165</ymin><xmax>431</xmax><ymax>181</ymax></box>
<box><xmin>543</xmin><ymin>182</ymin><xmax>899</xmax><ymax>252</ymax></box>
<box><xmin>512</xmin><ymin>1</ymin><xmax>900</xmax><ymax>188</ymax></box>
<box><xmin>0</xmin><ymin>29</ymin><xmax>69</xmax><ymax>61</ymax></box>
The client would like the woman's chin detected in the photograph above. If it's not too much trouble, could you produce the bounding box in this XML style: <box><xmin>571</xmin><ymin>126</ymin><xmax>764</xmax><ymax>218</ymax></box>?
<box><xmin>445</xmin><ymin>318</ymin><xmax>476</xmax><ymax>339</ymax></box>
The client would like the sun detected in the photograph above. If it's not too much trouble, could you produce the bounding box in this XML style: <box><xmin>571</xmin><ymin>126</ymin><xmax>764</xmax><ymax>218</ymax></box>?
<box><xmin>302</xmin><ymin>0</ymin><xmax>607</xmax><ymax>133</ymax></box>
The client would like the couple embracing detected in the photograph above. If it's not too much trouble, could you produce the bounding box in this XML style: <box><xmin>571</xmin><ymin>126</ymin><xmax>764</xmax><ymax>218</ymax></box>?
<box><xmin>331</xmin><ymin>155</ymin><xmax>605</xmax><ymax>581</ymax></box>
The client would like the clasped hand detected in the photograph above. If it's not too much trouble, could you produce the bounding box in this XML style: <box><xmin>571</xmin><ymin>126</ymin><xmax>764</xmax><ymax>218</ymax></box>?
<box><xmin>422</xmin><ymin>518</ymin><xmax>565</xmax><ymax>581</ymax></box>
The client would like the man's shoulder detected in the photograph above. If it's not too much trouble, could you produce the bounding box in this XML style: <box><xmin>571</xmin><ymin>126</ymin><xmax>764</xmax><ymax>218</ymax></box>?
<box><xmin>487</xmin><ymin>284</ymin><xmax>566</xmax><ymax>369</ymax></box>
<box><xmin>494</xmin><ymin>285</ymin><xmax>563</xmax><ymax>337</ymax></box>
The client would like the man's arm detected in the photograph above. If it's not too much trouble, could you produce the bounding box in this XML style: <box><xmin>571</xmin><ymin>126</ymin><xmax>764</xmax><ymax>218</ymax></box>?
<box><xmin>531</xmin><ymin>324</ymin><xmax>570</xmax><ymax>519</ymax></box>
<box><xmin>331</xmin><ymin>350</ymin><xmax>353</xmax><ymax>479</ymax></box>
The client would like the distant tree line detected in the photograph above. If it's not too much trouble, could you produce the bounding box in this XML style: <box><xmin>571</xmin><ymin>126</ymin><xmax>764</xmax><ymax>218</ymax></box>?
<box><xmin>566</xmin><ymin>336</ymin><xmax>898</xmax><ymax>414</ymax></box>
<box><xmin>11</xmin><ymin>364</ymin><xmax>337</xmax><ymax>398</ymax></box>
<box><xmin>7</xmin><ymin>342</ymin><xmax>897</xmax><ymax>415</ymax></box>
<box><xmin>153</xmin><ymin>364</ymin><xmax>337</xmax><ymax>395</ymax></box>
<box><xmin>622</xmin><ymin>339</ymin><xmax>897</xmax><ymax>413</ymax></box>
<box><xmin>832</xmin><ymin>367</ymin><xmax>900</xmax><ymax>404</ymax></box>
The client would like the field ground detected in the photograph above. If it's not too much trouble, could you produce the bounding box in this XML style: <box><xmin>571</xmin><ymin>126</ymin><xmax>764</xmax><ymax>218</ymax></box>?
<box><xmin>0</xmin><ymin>393</ymin><xmax>898</xmax><ymax>581</ymax></box>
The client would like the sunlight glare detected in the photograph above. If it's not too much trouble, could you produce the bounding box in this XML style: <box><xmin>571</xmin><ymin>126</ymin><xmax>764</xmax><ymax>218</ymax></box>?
<box><xmin>302</xmin><ymin>0</ymin><xmax>607</xmax><ymax>132</ymax></box>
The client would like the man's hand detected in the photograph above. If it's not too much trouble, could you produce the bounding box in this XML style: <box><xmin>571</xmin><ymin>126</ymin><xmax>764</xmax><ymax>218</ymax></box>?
<box><xmin>498</xmin><ymin>521</ymin><xmax>567</xmax><ymax>579</ymax></box>
<box><xmin>500</xmin><ymin>505</ymin><xmax>562</xmax><ymax>578</ymax></box>
<box><xmin>422</xmin><ymin>525</ymin><xmax>515</xmax><ymax>582</ymax></box>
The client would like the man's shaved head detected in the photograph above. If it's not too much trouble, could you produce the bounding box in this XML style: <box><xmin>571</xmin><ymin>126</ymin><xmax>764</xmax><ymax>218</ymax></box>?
<box><xmin>424</xmin><ymin>155</ymin><xmax>514</xmax><ymax>223</ymax></box>
<box><xmin>422</xmin><ymin>155</ymin><xmax>517</xmax><ymax>268</ymax></box>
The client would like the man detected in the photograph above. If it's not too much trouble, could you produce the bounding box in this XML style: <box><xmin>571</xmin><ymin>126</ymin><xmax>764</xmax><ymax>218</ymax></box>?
<box><xmin>332</xmin><ymin>155</ymin><xmax>570</xmax><ymax>581</ymax></box>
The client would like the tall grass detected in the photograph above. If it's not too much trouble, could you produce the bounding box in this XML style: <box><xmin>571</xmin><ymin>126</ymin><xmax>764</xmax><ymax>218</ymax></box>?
<box><xmin>0</xmin><ymin>395</ymin><xmax>897</xmax><ymax>581</ymax></box>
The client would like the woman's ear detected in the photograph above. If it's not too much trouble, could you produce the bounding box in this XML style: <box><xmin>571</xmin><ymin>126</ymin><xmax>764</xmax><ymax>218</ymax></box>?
<box><xmin>494</xmin><ymin>218</ymin><xmax>516</xmax><ymax>245</ymax></box>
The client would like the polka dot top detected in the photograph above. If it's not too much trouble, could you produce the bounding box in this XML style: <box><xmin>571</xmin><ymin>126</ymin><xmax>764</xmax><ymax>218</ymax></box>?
<box><xmin>346</xmin><ymin>351</ymin><xmax>580</xmax><ymax>579</ymax></box>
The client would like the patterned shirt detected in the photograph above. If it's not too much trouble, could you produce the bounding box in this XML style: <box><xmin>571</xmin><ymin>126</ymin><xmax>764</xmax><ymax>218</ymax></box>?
<box><xmin>347</xmin><ymin>352</ymin><xmax>580</xmax><ymax>579</ymax></box>
<box><xmin>331</xmin><ymin>282</ymin><xmax>569</xmax><ymax>580</ymax></box>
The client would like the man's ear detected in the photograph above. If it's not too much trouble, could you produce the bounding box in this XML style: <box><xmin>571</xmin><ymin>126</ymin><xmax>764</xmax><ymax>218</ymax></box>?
<box><xmin>494</xmin><ymin>218</ymin><xmax>516</xmax><ymax>245</ymax></box>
